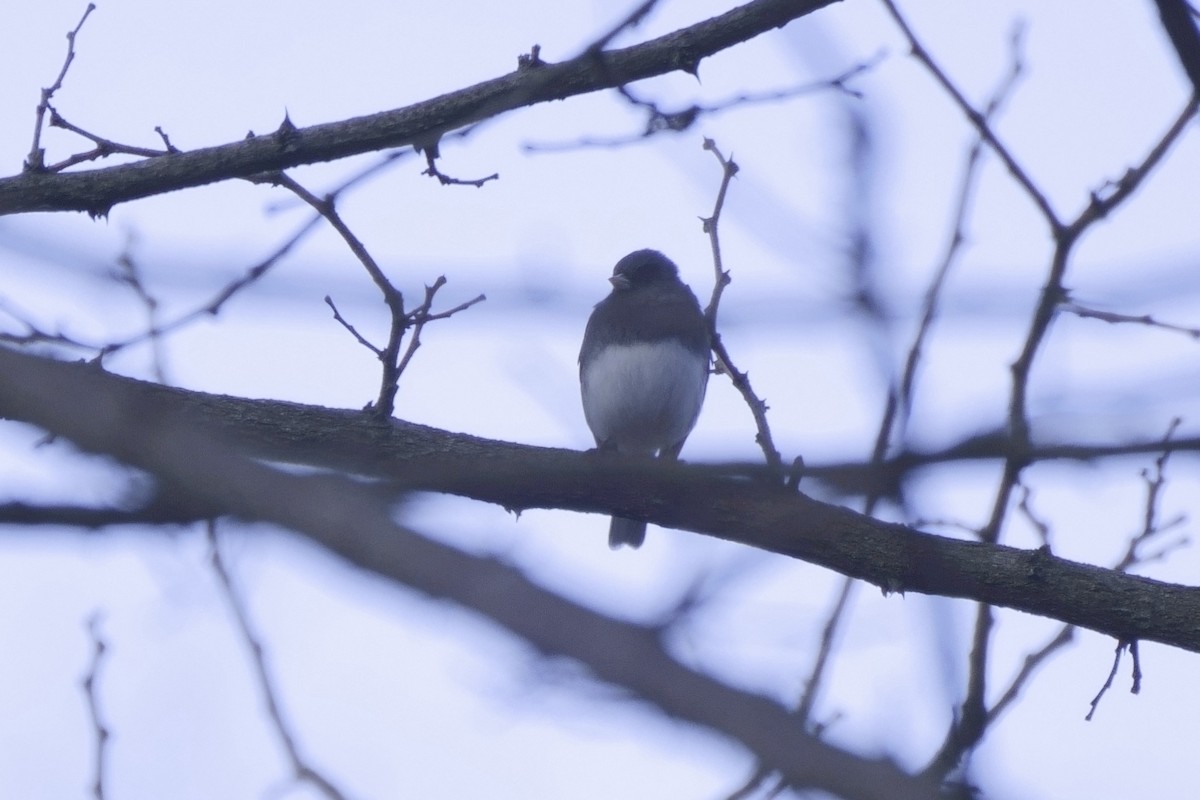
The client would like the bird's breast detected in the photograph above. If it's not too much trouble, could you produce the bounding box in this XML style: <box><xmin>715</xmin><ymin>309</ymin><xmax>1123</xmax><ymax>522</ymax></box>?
<box><xmin>580</xmin><ymin>340</ymin><xmax>708</xmax><ymax>453</ymax></box>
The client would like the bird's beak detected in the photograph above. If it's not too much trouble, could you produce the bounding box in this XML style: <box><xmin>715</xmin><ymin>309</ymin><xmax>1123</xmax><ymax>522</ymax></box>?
<box><xmin>609</xmin><ymin>275</ymin><xmax>631</xmax><ymax>290</ymax></box>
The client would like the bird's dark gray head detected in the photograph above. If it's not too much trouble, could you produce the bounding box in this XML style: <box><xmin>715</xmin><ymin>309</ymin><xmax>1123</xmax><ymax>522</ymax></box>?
<box><xmin>610</xmin><ymin>249</ymin><xmax>680</xmax><ymax>291</ymax></box>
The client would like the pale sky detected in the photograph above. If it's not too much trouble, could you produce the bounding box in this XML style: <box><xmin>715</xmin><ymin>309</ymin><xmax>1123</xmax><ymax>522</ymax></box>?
<box><xmin>2</xmin><ymin>2</ymin><xmax>1199</xmax><ymax>799</ymax></box>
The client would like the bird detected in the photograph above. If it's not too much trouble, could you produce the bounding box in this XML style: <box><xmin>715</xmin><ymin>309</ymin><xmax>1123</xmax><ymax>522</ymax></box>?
<box><xmin>579</xmin><ymin>249</ymin><xmax>711</xmax><ymax>548</ymax></box>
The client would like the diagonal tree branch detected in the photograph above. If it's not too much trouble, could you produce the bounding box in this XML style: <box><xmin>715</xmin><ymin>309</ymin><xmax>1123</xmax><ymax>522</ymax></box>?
<box><xmin>1</xmin><ymin>347</ymin><xmax>1199</xmax><ymax>654</ymax></box>
<box><xmin>0</xmin><ymin>348</ymin><xmax>934</xmax><ymax>800</ymax></box>
<box><xmin>1153</xmin><ymin>0</ymin><xmax>1200</xmax><ymax>94</ymax></box>
<box><xmin>0</xmin><ymin>0</ymin><xmax>838</xmax><ymax>217</ymax></box>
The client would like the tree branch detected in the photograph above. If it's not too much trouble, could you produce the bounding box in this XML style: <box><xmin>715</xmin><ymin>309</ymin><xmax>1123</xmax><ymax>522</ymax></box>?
<box><xmin>0</xmin><ymin>349</ymin><xmax>933</xmax><ymax>800</ymax></box>
<box><xmin>0</xmin><ymin>0</ymin><xmax>838</xmax><ymax>217</ymax></box>
<box><xmin>1</xmin><ymin>347</ymin><xmax>1199</xmax><ymax>654</ymax></box>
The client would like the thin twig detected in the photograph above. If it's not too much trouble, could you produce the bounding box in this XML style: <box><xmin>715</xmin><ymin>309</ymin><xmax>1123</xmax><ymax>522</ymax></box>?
<box><xmin>1015</xmin><ymin>483</ymin><xmax>1051</xmax><ymax>547</ymax></box>
<box><xmin>25</xmin><ymin>3</ymin><xmax>96</xmax><ymax>172</ymax></box>
<box><xmin>795</xmin><ymin>580</ymin><xmax>855</xmax><ymax>725</ymax></box>
<box><xmin>266</xmin><ymin>173</ymin><xmax>408</xmax><ymax>415</ymax></box>
<box><xmin>96</xmin><ymin>212</ymin><xmax>324</xmax><ymax>359</ymax></box>
<box><xmin>1086</xmin><ymin>639</ymin><xmax>1131</xmax><ymax>721</ymax></box>
<box><xmin>984</xmin><ymin>624</ymin><xmax>1075</xmax><ymax>726</ymax></box>
<box><xmin>81</xmin><ymin>612</ymin><xmax>110</xmax><ymax>800</ymax></box>
<box><xmin>701</xmin><ymin>139</ymin><xmax>737</xmax><ymax>328</ymax></box>
<box><xmin>700</xmin><ymin>139</ymin><xmax>783</xmax><ymax>477</ymax></box>
<box><xmin>43</xmin><ymin>110</ymin><xmax>173</xmax><ymax>172</ymax></box>
<box><xmin>392</xmin><ymin>277</ymin><xmax>485</xmax><ymax>385</ymax></box>
<box><xmin>1114</xmin><ymin>417</ymin><xmax>1186</xmax><ymax>572</ymax></box>
<box><xmin>992</xmin><ymin>418</ymin><xmax>1187</xmax><ymax>728</ymax></box>
<box><xmin>421</xmin><ymin>149</ymin><xmax>499</xmax><ymax>187</ymax></box>
<box><xmin>524</xmin><ymin>56</ymin><xmax>881</xmax><ymax>153</ymax></box>
<box><xmin>0</xmin><ymin>296</ymin><xmax>94</xmax><ymax>350</ymax></box>
<box><xmin>269</xmin><ymin>171</ymin><xmax>484</xmax><ymax>416</ymax></box>
<box><xmin>112</xmin><ymin>234</ymin><xmax>169</xmax><ymax>383</ymax></box>
<box><xmin>207</xmin><ymin>524</ymin><xmax>351</xmax><ymax>800</ymax></box>
<box><xmin>993</xmin><ymin>95</ymin><xmax>1200</xmax><ymax>537</ymax></box>
<box><xmin>888</xmin><ymin>23</ymin><xmax>1026</xmax><ymax>449</ymax></box>
<box><xmin>585</xmin><ymin>0</ymin><xmax>664</xmax><ymax>53</ymax></box>
<box><xmin>889</xmin><ymin>21</ymin><xmax>1033</xmax><ymax>783</ymax></box>
<box><xmin>879</xmin><ymin>0</ymin><xmax>1060</xmax><ymax>231</ymax></box>
<box><xmin>324</xmin><ymin>296</ymin><xmax>382</xmax><ymax>356</ymax></box>
<box><xmin>396</xmin><ymin>279</ymin><xmax>486</xmax><ymax>386</ymax></box>
<box><xmin>1062</xmin><ymin>301</ymin><xmax>1200</xmax><ymax>340</ymax></box>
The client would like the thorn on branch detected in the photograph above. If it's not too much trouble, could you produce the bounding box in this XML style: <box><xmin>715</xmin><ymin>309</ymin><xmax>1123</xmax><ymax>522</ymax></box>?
<box><xmin>786</xmin><ymin>455</ymin><xmax>806</xmax><ymax>491</ymax></box>
<box><xmin>517</xmin><ymin>44</ymin><xmax>547</xmax><ymax>71</ymax></box>
<box><xmin>275</xmin><ymin>111</ymin><xmax>299</xmax><ymax>147</ymax></box>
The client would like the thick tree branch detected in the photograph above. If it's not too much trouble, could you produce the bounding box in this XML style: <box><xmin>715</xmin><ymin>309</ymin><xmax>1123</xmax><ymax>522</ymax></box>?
<box><xmin>1</xmin><ymin>348</ymin><xmax>1199</xmax><ymax>654</ymax></box>
<box><xmin>0</xmin><ymin>348</ymin><xmax>932</xmax><ymax>800</ymax></box>
<box><xmin>0</xmin><ymin>0</ymin><xmax>837</xmax><ymax>217</ymax></box>
<box><xmin>1153</xmin><ymin>0</ymin><xmax>1200</xmax><ymax>94</ymax></box>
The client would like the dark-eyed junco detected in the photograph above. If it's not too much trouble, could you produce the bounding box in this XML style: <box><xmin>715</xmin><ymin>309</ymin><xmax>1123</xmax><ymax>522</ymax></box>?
<box><xmin>579</xmin><ymin>249</ymin><xmax>710</xmax><ymax>548</ymax></box>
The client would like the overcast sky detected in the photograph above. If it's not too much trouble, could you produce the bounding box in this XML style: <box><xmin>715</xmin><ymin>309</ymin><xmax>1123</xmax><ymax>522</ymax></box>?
<box><xmin>2</xmin><ymin>2</ymin><xmax>1199</xmax><ymax>799</ymax></box>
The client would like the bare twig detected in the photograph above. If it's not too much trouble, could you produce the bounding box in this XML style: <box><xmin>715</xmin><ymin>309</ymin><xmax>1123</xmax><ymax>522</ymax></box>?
<box><xmin>264</xmin><ymin>147</ymin><xmax>416</xmax><ymax>215</ymax></box>
<box><xmin>881</xmin><ymin>0</ymin><xmax>1197</xmax><ymax>554</ymax></box>
<box><xmin>585</xmin><ymin>0</ymin><xmax>664</xmax><ymax>53</ymax></box>
<box><xmin>392</xmin><ymin>276</ymin><xmax>486</xmax><ymax>386</ymax></box>
<box><xmin>81</xmin><ymin>612</ymin><xmax>110</xmax><ymax>800</ymax></box>
<box><xmin>270</xmin><ymin>171</ymin><xmax>484</xmax><ymax>416</ymax></box>
<box><xmin>887</xmin><ymin>23</ymin><xmax>1026</xmax><ymax>449</ymax></box>
<box><xmin>1114</xmin><ymin>417</ymin><xmax>1187</xmax><ymax>572</ymax></box>
<box><xmin>1152</xmin><ymin>0</ymin><xmax>1200</xmax><ymax>94</ymax></box>
<box><xmin>724</xmin><ymin>49</ymin><xmax>897</xmax><ymax>800</ymax></box>
<box><xmin>883</xmin><ymin>21</ymin><xmax>1036</xmax><ymax>783</ymax></box>
<box><xmin>700</xmin><ymin>139</ymin><xmax>783</xmax><ymax>477</ymax></box>
<box><xmin>95</xmin><ymin>212</ymin><xmax>324</xmax><ymax>360</ymax></box>
<box><xmin>910</xmin><ymin>31</ymin><xmax>1195</xmax><ymax>786</ymax></box>
<box><xmin>995</xmin><ymin>94</ymin><xmax>1200</xmax><ymax>520</ymax></box>
<box><xmin>984</xmin><ymin>625</ymin><xmax>1075</xmax><ymax>725</ymax></box>
<box><xmin>3</xmin><ymin>211</ymin><xmax>310</xmax><ymax>360</ymax></box>
<box><xmin>1061</xmin><ymin>301</ymin><xmax>1200</xmax><ymax>340</ymax></box>
<box><xmin>43</xmin><ymin>110</ymin><xmax>173</xmax><ymax>172</ymax></box>
<box><xmin>2</xmin><ymin>0</ymin><xmax>842</xmax><ymax>216</ymax></box>
<box><xmin>700</xmin><ymin>139</ymin><xmax>738</xmax><ymax>327</ymax></box>
<box><xmin>324</xmin><ymin>296</ymin><xmax>382</xmax><ymax>356</ymax></box>
<box><xmin>1086</xmin><ymin>639</ymin><xmax>1140</xmax><ymax>721</ymax></box>
<box><xmin>985</xmin><ymin>417</ymin><xmax>1188</xmax><ymax>732</ymax></box>
<box><xmin>524</xmin><ymin>56</ymin><xmax>880</xmax><ymax>153</ymax></box>
<box><xmin>879</xmin><ymin>0</ymin><xmax>1060</xmax><ymax>230</ymax></box>
<box><xmin>154</xmin><ymin>126</ymin><xmax>179</xmax><ymax>153</ymax></box>
<box><xmin>112</xmin><ymin>234</ymin><xmax>169</xmax><ymax>383</ymax></box>
<box><xmin>266</xmin><ymin>173</ymin><xmax>408</xmax><ymax>414</ymax></box>
<box><xmin>207</xmin><ymin>524</ymin><xmax>352</xmax><ymax>800</ymax></box>
<box><xmin>421</xmin><ymin>149</ymin><xmax>499</xmax><ymax>187</ymax></box>
<box><xmin>0</xmin><ymin>296</ymin><xmax>93</xmax><ymax>350</ymax></box>
<box><xmin>1015</xmin><ymin>483</ymin><xmax>1051</xmax><ymax>547</ymax></box>
<box><xmin>25</xmin><ymin>3</ymin><xmax>96</xmax><ymax>172</ymax></box>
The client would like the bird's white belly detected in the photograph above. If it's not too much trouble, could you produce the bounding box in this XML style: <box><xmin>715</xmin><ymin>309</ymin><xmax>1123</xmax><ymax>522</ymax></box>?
<box><xmin>581</xmin><ymin>340</ymin><xmax>707</xmax><ymax>453</ymax></box>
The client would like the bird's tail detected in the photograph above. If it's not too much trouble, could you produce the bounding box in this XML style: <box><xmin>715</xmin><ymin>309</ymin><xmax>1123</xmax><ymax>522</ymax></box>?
<box><xmin>608</xmin><ymin>516</ymin><xmax>647</xmax><ymax>549</ymax></box>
